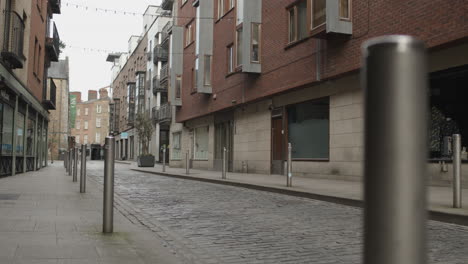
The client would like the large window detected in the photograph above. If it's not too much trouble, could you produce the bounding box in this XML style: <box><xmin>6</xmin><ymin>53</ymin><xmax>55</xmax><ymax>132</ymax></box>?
<box><xmin>26</xmin><ymin>117</ymin><xmax>34</xmax><ymax>156</ymax></box>
<box><xmin>288</xmin><ymin>0</ymin><xmax>307</xmax><ymax>43</ymax></box>
<box><xmin>172</xmin><ymin>132</ymin><xmax>182</xmax><ymax>160</ymax></box>
<box><xmin>236</xmin><ymin>27</ymin><xmax>243</xmax><ymax>67</ymax></box>
<box><xmin>194</xmin><ymin>126</ymin><xmax>209</xmax><ymax>160</ymax></box>
<box><xmin>2</xmin><ymin>104</ymin><xmax>13</xmax><ymax>155</ymax></box>
<box><xmin>16</xmin><ymin>113</ymin><xmax>25</xmax><ymax>155</ymax></box>
<box><xmin>287</xmin><ymin>97</ymin><xmax>329</xmax><ymax>159</ymax></box>
<box><xmin>251</xmin><ymin>23</ymin><xmax>261</xmax><ymax>63</ymax></box>
<box><xmin>311</xmin><ymin>0</ymin><xmax>326</xmax><ymax>29</ymax></box>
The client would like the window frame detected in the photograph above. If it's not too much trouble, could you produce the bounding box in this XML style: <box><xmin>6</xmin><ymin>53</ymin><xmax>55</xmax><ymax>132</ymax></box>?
<box><xmin>185</xmin><ymin>21</ymin><xmax>195</xmax><ymax>47</ymax></box>
<box><xmin>236</xmin><ymin>26</ymin><xmax>243</xmax><ymax>67</ymax></box>
<box><xmin>311</xmin><ymin>0</ymin><xmax>327</xmax><ymax>30</ymax></box>
<box><xmin>250</xmin><ymin>23</ymin><xmax>261</xmax><ymax>63</ymax></box>
<box><xmin>84</xmin><ymin>121</ymin><xmax>88</xmax><ymax>130</ymax></box>
<box><xmin>203</xmin><ymin>55</ymin><xmax>212</xmax><ymax>86</ymax></box>
<box><xmin>175</xmin><ymin>75</ymin><xmax>182</xmax><ymax>99</ymax></box>
<box><xmin>96</xmin><ymin>118</ymin><xmax>101</xmax><ymax>128</ymax></box>
<box><xmin>227</xmin><ymin>44</ymin><xmax>234</xmax><ymax>74</ymax></box>
<box><xmin>339</xmin><ymin>0</ymin><xmax>351</xmax><ymax>20</ymax></box>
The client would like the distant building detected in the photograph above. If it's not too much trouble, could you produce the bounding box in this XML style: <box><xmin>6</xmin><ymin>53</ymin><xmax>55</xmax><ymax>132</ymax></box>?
<box><xmin>47</xmin><ymin>58</ymin><xmax>70</xmax><ymax>160</ymax></box>
<box><xmin>70</xmin><ymin>88</ymin><xmax>110</xmax><ymax>160</ymax></box>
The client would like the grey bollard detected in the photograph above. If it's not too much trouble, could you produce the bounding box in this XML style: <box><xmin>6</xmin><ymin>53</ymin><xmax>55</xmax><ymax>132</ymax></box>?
<box><xmin>162</xmin><ymin>146</ymin><xmax>166</xmax><ymax>172</ymax></box>
<box><xmin>103</xmin><ymin>137</ymin><xmax>115</xmax><ymax>233</ymax></box>
<box><xmin>65</xmin><ymin>151</ymin><xmax>68</xmax><ymax>172</ymax></box>
<box><xmin>73</xmin><ymin>148</ymin><xmax>78</xmax><ymax>182</ymax></box>
<box><xmin>453</xmin><ymin>134</ymin><xmax>462</xmax><ymax>208</ymax></box>
<box><xmin>222</xmin><ymin>147</ymin><xmax>227</xmax><ymax>179</ymax></box>
<box><xmin>80</xmin><ymin>145</ymin><xmax>87</xmax><ymax>193</ymax></box>
<box><xmin>68</xmin><ymin>150</ymin><xmax>73</xmax><ymax>176</ymax></box>
<box><xmin>362</xmin><ymin>35</ymin><xmax>428</xmax><ymax>264</ymax></box>
<box><xmin>185</xmin><ymin>152</ymin><xmax>189</xmax><ymax>175</ymax></box>
<box><xmin>287</xmin><ymin>143</ymin><xmax>292</xmax><ymax>187</ymax></box>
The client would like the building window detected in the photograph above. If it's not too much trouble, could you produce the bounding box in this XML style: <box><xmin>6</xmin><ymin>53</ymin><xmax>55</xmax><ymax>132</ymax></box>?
<box><xmin>185</xmin><ymin>22</ymin><xmax>194</xmax><ymax>46</ymax></box>
<box><xmin>311</xmin><ymin>0</ymin><xmax>326</xmax><ymax>29</ymax></box>
<box><xmin>227</xmin><ymin>45</ymin><xmax>234</xmax><ymax>73</ymax></box>
<box><xmin>77</xmin><ymin>109</ymin><xmax>80</xmax><ymax>116</ymax></box>
<box><xmin>84</xmin><ymin>135</ymin><xmax>88</xmax><ymax>145</ymax></box>
<box><xmin>194</xmin><ymin>58</ymin><xmax>199</xmax><ymax>91</ymax></box>
<box><xmin>194</xmin><ymin>126</ymin><xmax>209</xmax><ymax>160</ymax></box>
<box><xmin>33</xmin><ymin>38</ymin><xmax>38</xmax><ymax>75</ymax></box>
<box><xmin>16</xmin><ymin>113</ymin><xmax>25</xmax><ymax>156</ymax></box>
<box><xmin>76</xmin><ymin>121</ymin><xmax>81</xmax><ymax>130</ymax></box>
<box><xmin>287</xmin><ymin>97</ymin><xmax>329</xmax><ymax>159</ymax></box>
<box><xmin>172</xmin><ymin>132</ymin><xmax>182</xmax><ymax>160</ymax></box>
<box><xmin>2</xmin><ymin>104</ymin><xmax>13</xmax><ymax>155</ymax></box>
<box><xmin>84</xmin><ymin>121</ymin><xmax>88</xmax><ymax>130</ymax></box>
<box><xmin>251</xmin><ymin>23</ymin><xmax>261</xmax><ymax>63</ymax></box>
<box><xmin>97</xmin><ymin>105</ymin><xmax>102</xmax><ymax>113</ymax></box>
<box><xmin>76</xmin><ymin>136</ymin><xmax>80</xmax><ymax>144</ymax></box>
<box><xmin>96</xmin><ymin>118</ymin><xmax>101</xmax><ymax>128</ymax></box>
<box><xmin>96</xmin><ymin>132</ymin><xmax>101</xmax><ymax>143</ymax></box>
<box><xmin>288</xmin><ymin>0</ymin><xmax>308</xmax><ymax>43</ymax></box>
<box><xmin>236</xmin><ymin>27</ymin><xmax>243</xmax><ymax>67</ymax></box>
<box><xmin>204</xmin><ymin>55</ymin><xmax>212</xmax><ymax>86</ymax></box>
<box><xmin>176</xmin><ymin>75</ymin><xmax>182</xmax><ymax>99</ymax></box>
<box><xmin>339</xmin><ymin>0</ymin><xmax>350</xmax><ymax>19</ymax></box>
<box><xmin>85</xmin><ymin>108</ymin><xmax>89</xmax><ymax>116</ymax></box>
<box><xmin>217</xmin><ymin>0</ymin><xmax>224</xmax><ymax>19</ymax></box>
<box><xmin>229</xmin><ymin>0</ymin><xmax>235</xmax><ymax>9</ymax></box>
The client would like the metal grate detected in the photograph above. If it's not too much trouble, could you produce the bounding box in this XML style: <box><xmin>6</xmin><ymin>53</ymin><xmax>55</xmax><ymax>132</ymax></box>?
<box><xmin>0</xmin><ymin>194</ymin><xmax>20</xmax><ymax>200</ymax></box>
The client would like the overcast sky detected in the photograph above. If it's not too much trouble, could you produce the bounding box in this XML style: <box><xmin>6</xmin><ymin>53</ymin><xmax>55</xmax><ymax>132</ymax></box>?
<box><xmin>54</xmin><ymin>0</ymin><xmax>161</xmax><ymax>101</ymax></box>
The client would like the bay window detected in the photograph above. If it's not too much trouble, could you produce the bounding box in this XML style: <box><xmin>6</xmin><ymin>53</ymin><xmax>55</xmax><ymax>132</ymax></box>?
<box><xmin>311</xmin><ymin>0</ymin><xmax>326</xmax><ymax>29</ymax></box>
<box><xmin>251</xmin><ymin>23</ymin><xmax>261</xmax><ymax>63</ymax></box>
<box><xmin>204</xmin><ymin>55</ymin><xmax>212</xmax><ymax>86</ymax></box>
<box><xmin>288</xmin><ymin>0</ymin><xmax>307</xmax><ymax>43</ymax></box>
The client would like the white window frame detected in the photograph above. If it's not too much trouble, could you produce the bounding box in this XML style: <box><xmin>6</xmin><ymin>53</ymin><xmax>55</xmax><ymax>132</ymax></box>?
<box><xmin>311</xmin><ymin>0</ymin><xmax>327</xmax><ymax>30</ymax></box>
<box><xmin>97</xmin><ymin>104</ymin><xmax>102</xmax><ymax>113</ymax></box>
<box><xmin>85</xmin><ymin>108</ymin><xmax>89</xmax><ymax>116</ymax></box>
<box><xmin>84</xmin><ymin>121</ymin><xmax>88</xmax><ymax>130</ymax></box>
<box><xmin>77</xmin><ymin>108</ymin><xmax>80</xmax><ymax>116</ymax></box>
<box><xmin>96</xmin><ymin>118</ymin><xmax>101</xmax><ymax>128</ymax></box>
<box><xmin>251</xmin><ymin>23</ymin><xmax>261</xmax><ymax>63</ymax></box>
<box><xmin>76</xmin><ymin>121</ymin><xmax>81</xmax><ymax>130</ymax></box>
<box><xmin>96</xmin><ymin>132</ymin><xmax>101</xmax><ymax>143</ymax></box>
<box><xmin>84</xmin><ymin>135</ymin><xmax>88</xmax><ymax>145</ymax></box>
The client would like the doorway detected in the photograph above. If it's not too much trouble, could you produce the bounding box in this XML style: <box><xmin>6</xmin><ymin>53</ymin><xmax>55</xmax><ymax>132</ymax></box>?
<box><xmin>214</xmin><ymin>121</ymin><xmax>233</xmax><ymax>171</ymax></box>
<box><xmin>271</xmin><ymin>108</ymin><xmax>285</xmax><ymax>175</ymax></box>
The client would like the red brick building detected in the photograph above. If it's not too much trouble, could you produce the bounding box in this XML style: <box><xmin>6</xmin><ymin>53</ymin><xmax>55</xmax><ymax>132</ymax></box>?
<box><xmin>166</xmin><ymin>0</ymin><xmax>468</xmax><ymax>184</ymax></box>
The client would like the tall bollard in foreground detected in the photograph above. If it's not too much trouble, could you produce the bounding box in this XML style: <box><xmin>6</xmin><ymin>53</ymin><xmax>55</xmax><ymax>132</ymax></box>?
<box><xmin>73</xmin><ymin>148</ymin><xmax>78</xmax><ymax>182</ymax></box>
<box><xmin>185</xmin><ymin>151</ymin><xmax>190</xmax><ymax>175</ymax></box>
<box><xmin>65</xmin><ymin>151</ymin><xmax>68</xmax><ymax>172</ymax></box>
<box><xmin>222</xmin><ymin>147</ymin><xmax>227</xmax><ymax>179</ymax></box>
<box><xmin>80</xmin><ymin>145</ymin><xmax>87</xmax><ymax>193</ymax></box>
<box><xmin>103</xmin><ymin>136</ymin><xmax>115</xmax><ymax>233</ymax></box>
<box><xmin>453</xmin><ymin>134</ymin><xmax>462</xmax><ymax>208</ymax></box>
<box><xmin>68</xmin><ymin>150</ymin><xmax>73</xmax><ymax>176</ymax></box>
<box><xmin>162</xmin><ymin>145</ymin><xmax>166</xmax><ymax>172</ymax></box>
<box><xmin>287</xmin><ymin>143</ymin><xmax>292</xmax><ymax>187</ymax></box>
<box><xmin>363</xmin><ymin>36</ymin><xmax>428</xmax><ymax>264</ymax></box>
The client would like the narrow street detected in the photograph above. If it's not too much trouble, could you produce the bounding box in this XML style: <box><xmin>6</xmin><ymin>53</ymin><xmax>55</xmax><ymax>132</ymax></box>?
<box><xmin>87</xmin><ymin>161</ymin><xmax>468</xmax><ymax>264</ymax></box>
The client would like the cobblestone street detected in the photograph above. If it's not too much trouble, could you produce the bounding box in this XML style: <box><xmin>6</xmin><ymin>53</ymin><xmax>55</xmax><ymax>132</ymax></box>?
<box><xmin>88</xmin><ymin>162</ymin><xmax>468</xmax><ymax>264</ymax></box>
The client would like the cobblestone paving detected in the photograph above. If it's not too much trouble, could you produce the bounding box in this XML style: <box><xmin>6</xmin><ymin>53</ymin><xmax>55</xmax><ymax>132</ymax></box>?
<box><xmin>87</xmin><ymin>162</ymin><xmax>468</xmax><ymax>264</ymax></box>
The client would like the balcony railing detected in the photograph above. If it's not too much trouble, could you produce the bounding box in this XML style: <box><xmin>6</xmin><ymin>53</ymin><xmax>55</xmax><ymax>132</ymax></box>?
<box><xmin>160</xmin><ymin>64</ymin><xmax>169</xmax><ymax>82</ymax></box>
<box><xmin>1</xmin><ymin>11</ymin><xmax>25</xmax><ymax>69</ymax></box>
<box><xmin>50</xmin><ymin>0</ymin><xmax>61</xmax><ymax>14</ymax></box>
<box><xmin>46</xmin><ymin>22</ymin><xmax>60</xmax><ymax>62</ymax></box>
<box><xmin>152</xmin><ymin>77</ymin><xmax>168</xmax><ymax>95</ymax></box>
<box><xmin>161</xmin><ymin>0</ymin><xmax>174</xmax><ymax>10</ymax></box>
<box><xmin>156</xmin><ymin>103</ymin><xmax>172</xmax><ymax>124</ymax></box>
<box><xmin>161</xmin><ymin>20</ymin><xmax>173</xmax><ymax>41</ymax></box>
<box><xmin>152</xmin><ymin>107</ymin><xmax>158</xmax><ymax>121</ymax></box>
<box><xmin>153</xmin><ymin>44</ymin><xmax>168</xmax><ymax>64</ymax></box>
<box><xmin>43</xmin><ymin>79</ymin><xmax>57</xmax><ymax>110</ymax></box>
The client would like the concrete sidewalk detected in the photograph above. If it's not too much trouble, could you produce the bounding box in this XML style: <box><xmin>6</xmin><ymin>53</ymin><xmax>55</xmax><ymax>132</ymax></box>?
<box><xmin>0</xmin><ymin>162</ymin><xmax>182</xmax><ymax>264</ymax></box>
<box><xmin>129</xmin><ymin>162</ymin><xmax>468</xmax><ymax>225</ymax></box>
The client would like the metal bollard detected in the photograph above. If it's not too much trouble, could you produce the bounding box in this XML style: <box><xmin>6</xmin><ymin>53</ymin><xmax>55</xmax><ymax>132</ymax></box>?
<box><xmin>80</xmin><ymin>145</ymin><xmax>87</xmax><ymax>193</ymax></box>
<box><xmin>222</xmin><ymin>147</ymin><xmax>227</xmax><ymax>179</ymax></box>
<box><xmin>363</xmin><ymin>36</ymin><xmax>428</xmax><ymax>264</ymax></box>
<box><xmin>185</xmin><ymin>152</ymin><xmax>190</xmax><ymax>175</ymax></box>
<box><xmin>68</xmin><ymin>150</ymin><xmax>73</xmax><ymax>176</ymax></box>
<box><xmin>453</xmin><ymin>134</ymin><xmax>462</xmax><ymax>208</ymax></box>
<box><xmin>73</xmin><ymin>148</ymin><xmax>78</xmax><ymax>182</ymax></box>
<box><xmin>103</xmin><ymin>136</ymin><xmax>115</xmax><ymax>233</ymax></box>
<box><xmin>162</xmin><ymin>145</ymin><xmax>166</xmax><ymax>172</ymax></box>
<box><xmin>65</xmin><ymin>151</ymin><xmax>68</xmax><ymax>172</ymax></box>
<box><xmin>287</xmin><ymin>143</ymin><xmax>292</xmax><ymax>187</ymax></box>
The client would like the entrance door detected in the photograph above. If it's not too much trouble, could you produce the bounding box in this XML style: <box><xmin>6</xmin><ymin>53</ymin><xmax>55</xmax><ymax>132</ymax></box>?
<box><xmin>214</xmin><ymin>121</ymin><xmax>233</xmax><ymax>171</ymax></box>
<box><xmin>271</xmin><ymin>116</ymin><xmax>285</xmax><ymax>175</ymax></box>
<box><xmin>159</xmin><ymin>130</ymin><xmax>170</xmax><ymax>163</ymax></box>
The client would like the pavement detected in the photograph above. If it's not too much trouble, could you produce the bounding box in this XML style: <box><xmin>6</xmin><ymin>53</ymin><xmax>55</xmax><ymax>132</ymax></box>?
<box><xmin>127</xmin><ymin>161</ymin><xmax>468</xmax><ymax>225</ymax></box>
<box><xmin>0</xmin><ymin>162</ymin><xmax>183</xmax><ymax>264</ymax></box>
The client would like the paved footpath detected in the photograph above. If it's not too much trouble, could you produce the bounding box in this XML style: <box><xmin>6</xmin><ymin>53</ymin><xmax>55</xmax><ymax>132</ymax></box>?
<box><xmin>0</xmin><ymin>162</ymin><xmax>183</xmax><ymax>264</ymax></box>
<box><xmin>88</xmin><ymin>161</ymin><xmax>468</xmax><ymax>264</ymax></box>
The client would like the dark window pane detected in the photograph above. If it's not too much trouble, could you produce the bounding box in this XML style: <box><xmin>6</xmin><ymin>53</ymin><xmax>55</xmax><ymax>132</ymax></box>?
<box><xmin>312</xmin><ymin>0</ymin><xmax>326</xmax><ymax>28</ymax></box>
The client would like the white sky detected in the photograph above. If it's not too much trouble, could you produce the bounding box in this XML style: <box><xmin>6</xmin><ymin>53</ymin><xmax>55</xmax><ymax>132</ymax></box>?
<box><xmin>54</xmin><ymin>0</ymin><xmax>161</xmax><ymax>101</ymax></box>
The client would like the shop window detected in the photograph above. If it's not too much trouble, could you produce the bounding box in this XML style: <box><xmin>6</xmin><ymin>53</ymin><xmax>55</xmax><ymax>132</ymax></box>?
<box><xmin>16</xmin><ymin>113</ymin><xmax>25</xmax><ymax>155</ymax></box>
<box><xmin>288</xmin><ymin>0</ymin><xmax>307</xmax><ymax>43</ymax></box>
<box><xmin>194</xmin><ymin>126</ymin><xmax>209</xmax><ymax>160</ymax></box>
<box><xmin>26</xmin><ymin>118</ymin><xmax>34</xmax><ymax>156</ymax></box>
<box><xmin>2</xmin><ymin>104</ymin><xmax>14</xmax><ymax>155</ymax></box>
<box><xmin>172</xmin><ymin>132</ymin><xmax>182</xmax><ymax>160</ymax></box>
<box><xmin>287</xmin><ymin>97</ymin><xmax>329</xmax><ymax>159</ymax></box>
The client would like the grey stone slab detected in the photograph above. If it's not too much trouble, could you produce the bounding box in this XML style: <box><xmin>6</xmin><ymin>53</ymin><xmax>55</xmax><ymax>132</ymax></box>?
<box><xmin>15</xmin><ymin>245</ymin><xmax>99</xmax><ymax>259</ymax></box>
<box><xmin>95</xmin><ymin>245</ymin><xmax>139</xmax><ymax>258</ymax></box>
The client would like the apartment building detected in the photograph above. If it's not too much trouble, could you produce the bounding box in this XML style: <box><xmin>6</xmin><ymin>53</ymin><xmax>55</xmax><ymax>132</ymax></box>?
<box><xmin>47</xmin><ymin>57</ymin><xmax>70</xmax><ymax>160</ymax></box>
<box><xmin>166</xmin><ymin>0</ymin><xmax>468</xmax><ymax>184</ymax></box>
<box><xmin>70</xmin><ymin>89</ymin><xmax>110</xmax><ymax>159</ymax></box>
<box><xmin>0</xmin><ymin>0</ymin><xmax>61</xmax><ymax>176</ymax></box>
<box><xmin>108</xmin><ymin>6</ymin><xmax>171</xmax><ymax>162</ymax></box>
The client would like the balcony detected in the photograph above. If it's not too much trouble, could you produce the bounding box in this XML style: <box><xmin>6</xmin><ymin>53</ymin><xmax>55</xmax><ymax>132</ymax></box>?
<box><xmin>152</xmin><ymin>77</ymin><xmax>167</xmax><ymax>95</ymax></box>
<box><xmin>46</xmin><ymin>22</ymin><xmax>60</xmax><ymax>62</ymax></box>
<box><xmin>1</xmin><ymin>11</ymin><xmax>26</xmax><ymax>69</ymax></box>
<box><xmin>153</xmin><ymin>103</ymin><xmax>172</xmax><ymax>124</ymax></box>
<box><xmin>161</xmin><ymin>20</ymin><xmax>173</xmax><ymax>42</ymax></box>
<box><xmin>160</xmin><ymin>64</ymin><xmax>169</xmax><ymax>82</ymax></box>
<box><xmin>43</xmin><ymin>79</ymin><xmax>57</xmax><ymax>110</ymax></box>
<box><xmin>161</xmin><ymin>0</ymin><xmax>174</xmax><ymax>10</ymax></box>
<box><xmin>50</xmin><ymin>0</ymin><xmax>61</xmax><ymax>14</ymax></box>
<box><xmin>153</xmin><ymin>44</ymin><xmax>168</xmax><ymax>64</ymax></box>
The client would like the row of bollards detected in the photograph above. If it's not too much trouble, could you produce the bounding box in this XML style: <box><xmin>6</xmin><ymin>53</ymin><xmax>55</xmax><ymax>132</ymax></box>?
<box><xmin>63</xmin><ymin>137</ymin><xmax>116</xmax><ymax>234</ymax></box>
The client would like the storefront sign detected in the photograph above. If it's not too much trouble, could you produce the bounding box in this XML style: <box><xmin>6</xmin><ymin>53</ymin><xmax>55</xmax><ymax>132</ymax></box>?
<box><xmin>121</xmin><ymin>132</ymin><xmax>128</xmax><ymax>139</ymax></box>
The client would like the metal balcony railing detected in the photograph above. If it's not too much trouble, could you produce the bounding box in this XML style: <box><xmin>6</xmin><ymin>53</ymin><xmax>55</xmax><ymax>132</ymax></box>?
<box><xmin>161</xmin><ymin>20</ymin><xmax>173</xmax><ymax>41</ymax></box>
<box><xmin>2</xmin><ymin>11</ymin><xmax>25</xmax><ymax>69</ymax></box>
<box><xmin>153</xmin><ymin>44</ymin><xmax>168</xmax><ymax>64</ymax></box>
<box><xmin>152</xmin><ymin>107</ymin><xmax>158</xmax><ymax>121</ymax></box>
<box><xmin>160</xmin><ymin>64</ymin><xmax>169</xmax><ymax>82</ymax></box>
<box><xmin>157</xmin><ymin>103</ymin><xmax>172</xmax><ymax>124</ymax></box>
<box><xmin>161</xmin><ymin>0</ymin><xmax>174</xmax><ymax>10</ymax></box>
<box><xmin>50</xmin><ymin>0</ymin><xmax>61</xmax><ymax>14</ymax></box>
<box><xmin>46</xmin><ymin>22</ymin><xmax>60</xmax><ymax>62</ymax></box>
<box><xmin>43</xmin><ymin>79</ymin><xmax>57</xmax><ymax>110</ymax></box>
<box><xmin>152</xmin><ymin>77</ymin><xmax>168</xmax><ymax>95</ymax></box>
